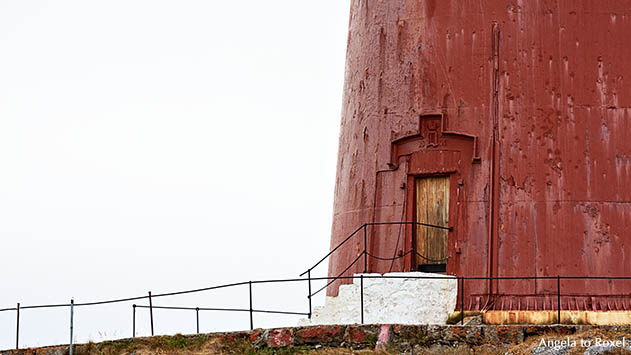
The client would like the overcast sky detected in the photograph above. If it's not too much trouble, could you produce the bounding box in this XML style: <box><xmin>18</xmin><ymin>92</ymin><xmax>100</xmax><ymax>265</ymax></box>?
<box><xmin>0</xmin><ymin>1</ymin><xmax>349</xmax><ymax>348</ymax></box>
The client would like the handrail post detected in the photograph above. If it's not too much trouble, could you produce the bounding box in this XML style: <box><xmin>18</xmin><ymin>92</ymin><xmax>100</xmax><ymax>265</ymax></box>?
<box><xmin>249</xmin><ymin>281</ymin><xmax>254</xmax><ymax>330</ymax></box>
<box><xmin>16</xmin><ymin>303</ymin><xmax>19</xmax><ymax>350</ymax></box>
<box><xmin>69</xmin><ymin>299</ymin><xmax>74</xmax><ymax>355</ymax></box>
<box><xmin>363</xmin><ymin>224</ymin><xmax>368</xmax><ymax>273</ymax></box>
<box><xmin>148</xmin><ymin>291</ymin><xmax>154</xmax><ymax>336</ymax></box>
<box><xmin>411</xmin><ymin>222</ymin><xmax>416</xmax><ymax>271</ymax></box>
<box><xmin>360</xmin><ymin>275</ymin><xmax>364</xmax><ymax>325</ymax></box>
<box><xmin>557</xmin><ymin>275</ymin><xmax>561</xmax><ymax>324</ymax></box>
<box><xmin>307</xmin><ymin>269</ymin><xmax>312</xmax><ymax>319</ymax></box>
<box><xmin>460</xmin><ymin>278</ymin><xmax>465</xmax><ymax>325</ymax></box>
<box><xmin>132</xmin><ymin>304</ymin><xmax>136</xmax><ymax>339</ymax></box>
<box><xmin>196</xmin><ymin>307</ymin><xmax>200</xmax><ymax>334</ymax></box>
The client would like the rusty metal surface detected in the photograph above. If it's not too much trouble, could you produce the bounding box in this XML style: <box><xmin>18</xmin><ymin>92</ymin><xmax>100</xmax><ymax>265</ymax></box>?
<box><xmin>328</xmin><ymin>0</ymin><xmax>631</xmax><ymax>310</ymax></box>
<box><xmin>484</xmin><ymin>310</ymin><xmax>631</xmax><ymax>325</ymax></box>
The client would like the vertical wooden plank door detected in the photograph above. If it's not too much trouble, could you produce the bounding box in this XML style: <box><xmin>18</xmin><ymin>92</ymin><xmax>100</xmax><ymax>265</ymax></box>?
<box><xmin>415</xmin><ymin>176</ymin><xmax>449</xmax><ymax>272</ymax></box>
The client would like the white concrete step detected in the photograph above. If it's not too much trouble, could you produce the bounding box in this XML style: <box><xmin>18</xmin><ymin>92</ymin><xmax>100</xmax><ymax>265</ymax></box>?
<box><xmin>298</xmin><ymin>272</ymin><xmax>457</xmax><ymax>326</ymax></box>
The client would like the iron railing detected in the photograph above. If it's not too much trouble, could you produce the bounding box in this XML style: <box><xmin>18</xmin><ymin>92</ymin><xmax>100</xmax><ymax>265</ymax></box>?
<box><xmin>300</xmin><ymin>221</ymin><xmax>453</xmax><ymax>303</ymax></box>
<box><xmin>1</xmin><ymin>221</ymin><xmax>630</xmax><ymax>351</ymax></box>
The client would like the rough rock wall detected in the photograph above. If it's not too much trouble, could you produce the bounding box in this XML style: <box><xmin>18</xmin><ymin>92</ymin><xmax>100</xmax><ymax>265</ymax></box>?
<box><xmin>6</xmin><ymin>325</ymin><xmax>631</xmax><ymax>354</ymax></box>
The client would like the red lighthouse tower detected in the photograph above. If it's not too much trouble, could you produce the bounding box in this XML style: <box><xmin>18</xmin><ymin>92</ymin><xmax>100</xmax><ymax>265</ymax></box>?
<box><xmin>328</xmin><ymin>0</ymin><xmax>631</xmax><ymax>318</ymax></box>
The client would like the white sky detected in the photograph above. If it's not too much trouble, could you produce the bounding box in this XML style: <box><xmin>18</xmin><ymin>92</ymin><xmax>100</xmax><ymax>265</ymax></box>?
<box><xmin>0</xmin><ymin>1</ymin><xmax>349</xmax><ymax>348</ymax></box>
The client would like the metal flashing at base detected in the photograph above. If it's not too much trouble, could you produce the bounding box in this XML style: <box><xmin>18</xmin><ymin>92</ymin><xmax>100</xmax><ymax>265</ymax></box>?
<box><xmin>484</xmin><ymin>311</ymin><xmax>631</xmax><ymax>325</ymax></box>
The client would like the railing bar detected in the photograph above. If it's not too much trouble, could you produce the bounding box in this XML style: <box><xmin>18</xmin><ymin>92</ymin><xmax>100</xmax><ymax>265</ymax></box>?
<box><xmin>136</xmin><ymin>305</ymin><xmax>250</xmax><ymax>312</ymax></box>
<box><xmin>69</xmin><ymin>299</ymin><xmax>74</xmax><ymax>355</ymax></box>
<box><xmin>153</xmin><ymin>281</ymin><xmax>251</xmax><ymax>298</ymax></box>
<box><xmin>148</xmin><ymin>292</ymin><xmax>154</xmax><ymax>336</ymax></box>
<box><xmin>252</xmin><ymin>278</ymin><xmax>316</xmax><ymax>284</ymax></box>
<box><xmin>12</xmin><ymin>275</ymin><xmax>630</xmax><ymax>311</ymax></box>
<box><xmin>4</xmin><ymin>210</ymin><xmax>631</xmax><ymax>320</ymax></box>
<box><xmin>307</xmin><ymin>270</ymin><xmax>312</xmax><ymax>319</ymax></box>
<box><xmin>366</xmin><ymin>221</ymin><xmax>451</xmax><ymax>230</ymax></box>
<box><xmin>308</xmin><ymin>276</ymin><xmax>358</xmax><ymax>281</ymax></box>
<box><xmin>363</xmin><ymin>225</ymin><xmax>367</xmax><ymax>273</ymax></box>
<box><xmin>132</xmin><ymin>305</ymin><xmax>309</xmax><ymax>316</ymax></box>
<box><xmin>360</xmin><ymin>275</ymin><xmax>364</xmax><ymax>324</ymax></box>
<box><xmin>300</xmin><ymin>224</ymin><xmax>365</xmax><ymax>276</ymax></box>
<box><xmin>557</xmin><ymin>275</ymin><xmax>561</xmax><ymax>324</ymax></box>
<box><xmin>301</xmin><ymin>221</ymin><xmax>451</xmax><ymax>277</ymax></box>
<box><xmin>20</xmin><ymin>304</ymin><xmax>72</xmax><ymax>310</ymax></box>
<box><xmin>248</xmin><ymin>281</ymin><xmax>253</xmax><ymax>330</ymax></box>
<box><xmin>366</xmin><ymin>249</ymin><xmax>413</xmax><ymax>261</ymax></box>
<box><xmin>15</xmin><ymin>303</ymin><xmax>19</xmax><ymax>350</ymax></box>
<box><xmin>132</xmin><ymin>304</ymin><xmax>136</xmax><ymax>339</ymax></box>
<box><xmin>413</xmin><ymin>249</ymin><xmax>449</xmax><ymax>263</ymax></box>
<box><xmin>460</xmin><ymin>278</ymin><xmax>464</xmax><ymax>325</ymax></box>
<box><xmin>251</xmin><ymin>310</ymin><xmax>310</xmax><ymax>316</ymax></box>
<box><xmin>310</xmin><ymin>253</ymin><xmax>363</xmax><ymax>297</ymax></box>
<box><xmin>16</xmin><ymin>276</ymin><xmax>628</xmax><ymax>310</ymax></box>
<box><xmin>135</xmin><ymin>305</ymin><xmax>198</xmax><ymax>310</ymax></box>
<box><xmin>75</xmin><ymin>296</ymin><xmax>149</xmax><ymax>306</ymax></box>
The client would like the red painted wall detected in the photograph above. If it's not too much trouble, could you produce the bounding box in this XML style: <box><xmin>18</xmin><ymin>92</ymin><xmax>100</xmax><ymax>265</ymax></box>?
<box><xmin>328</xmin><ymin>0</ymin><xmax>631</xmax><ymax>311</ymax></box>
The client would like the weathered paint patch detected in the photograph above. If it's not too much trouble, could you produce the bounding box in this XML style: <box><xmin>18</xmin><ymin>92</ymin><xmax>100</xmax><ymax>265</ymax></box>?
<box><xmin>375</xmin><ymin>324</ymin><xmax>391</xmax><ymax>350</ymax></box>
<box><xmin>267</xmin><ymin>328</ymin><xmax>292</xmax><ymax>347</ymax></box>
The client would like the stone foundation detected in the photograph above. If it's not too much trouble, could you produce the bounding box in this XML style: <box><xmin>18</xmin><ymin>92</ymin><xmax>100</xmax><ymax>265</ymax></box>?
<box><xmin>4</xmin><ymin>324</ymin><xmax>631</xmax><ymax>354</ymax></box>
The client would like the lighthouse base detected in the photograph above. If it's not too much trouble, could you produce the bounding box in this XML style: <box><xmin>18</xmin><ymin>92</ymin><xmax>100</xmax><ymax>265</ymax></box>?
<box><xmin>299</xmin><ymin>272</ymin><xmax>457</xmax><ymax>326</ymax></box>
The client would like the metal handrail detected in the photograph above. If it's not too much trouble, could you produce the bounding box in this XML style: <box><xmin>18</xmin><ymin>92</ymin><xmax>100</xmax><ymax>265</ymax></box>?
<box><xmin>299</xmin><ymin>224</ymin><xmax>365</xmax><ymax>277</ymax></box>
<box><xmin>300</xmin><ymin>221</ymin><xmax>452</xmax><ymax>276</ymax></box>
<box><xmin>5</xmin><ymin>220</ymin><xmax>631</xmax><ymax>351</ymax></box>
<box><xmin>3</xmin><ymin>273</ymin><xmax>631</xmax><ymax>349</ymax></box>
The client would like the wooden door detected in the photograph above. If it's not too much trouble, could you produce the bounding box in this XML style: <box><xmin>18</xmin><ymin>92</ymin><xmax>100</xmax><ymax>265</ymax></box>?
<box><xmin>415</xmin><ymin>176</ymin><xmax>449</xmax><ymax>269</ymax></box>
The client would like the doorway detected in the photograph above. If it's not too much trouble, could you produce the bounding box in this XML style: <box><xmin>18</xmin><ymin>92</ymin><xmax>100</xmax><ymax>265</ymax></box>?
<box><xmin>415</xmin><ymin>175</ymin><xmax>449</xmax><ymax>272</ymax></box>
